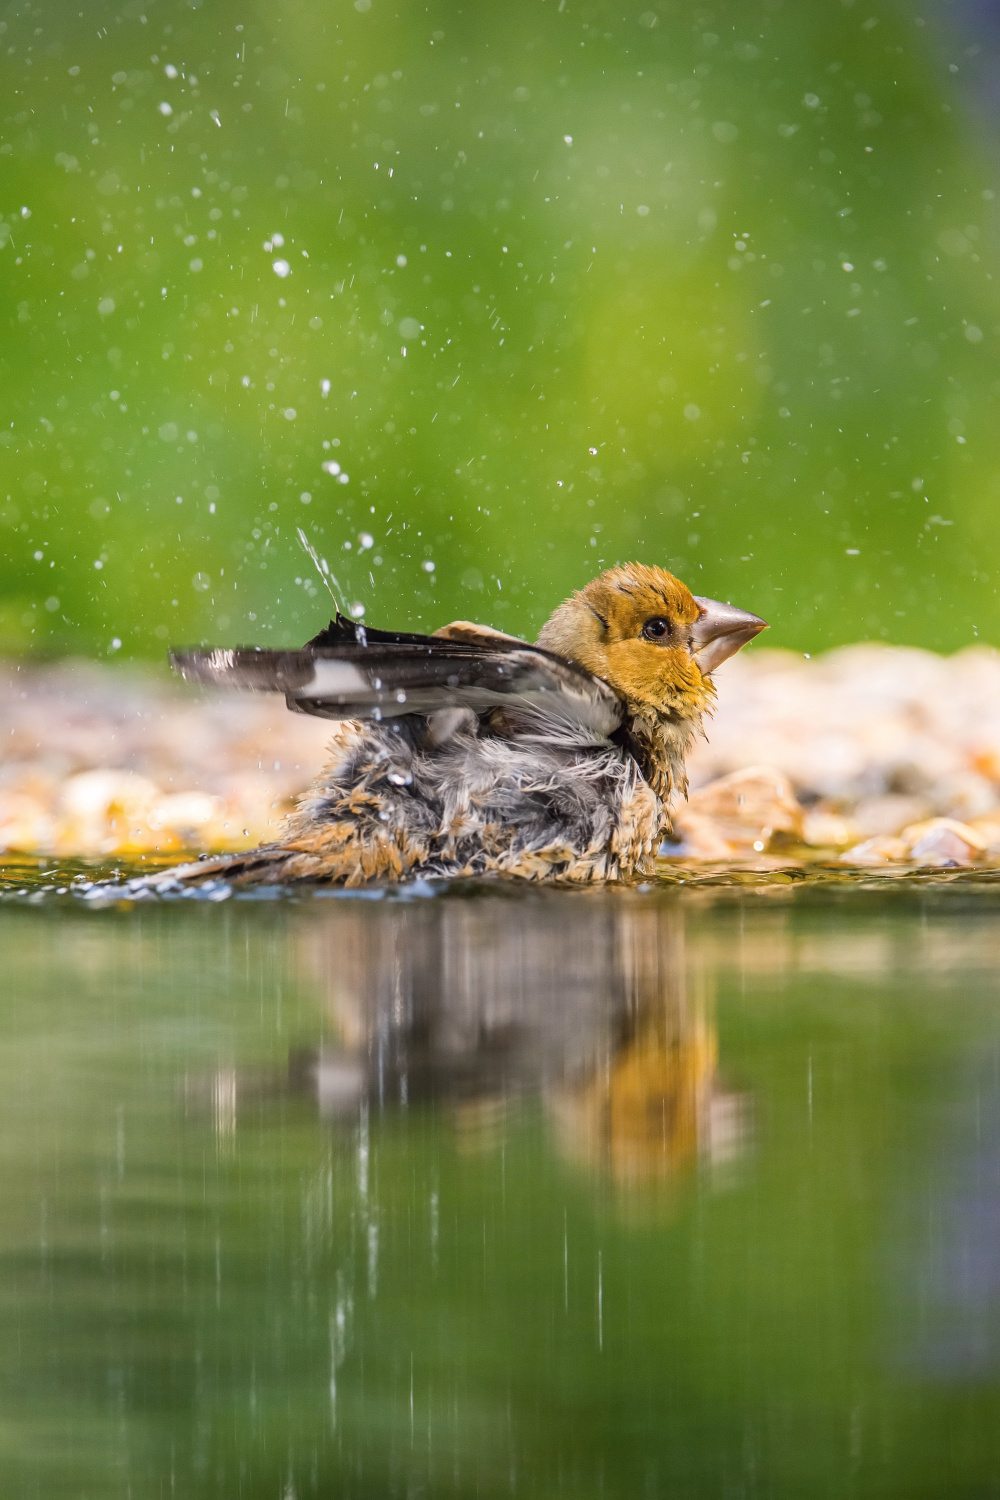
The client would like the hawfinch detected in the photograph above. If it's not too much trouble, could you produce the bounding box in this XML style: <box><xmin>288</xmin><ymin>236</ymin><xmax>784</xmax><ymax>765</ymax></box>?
<box><xmin>147</xmin><ymin>563</ymin><xmax>765</xmax><ymax>889</ymax></box>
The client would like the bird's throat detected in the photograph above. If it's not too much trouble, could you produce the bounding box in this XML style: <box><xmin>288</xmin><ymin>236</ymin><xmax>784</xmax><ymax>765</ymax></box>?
<box><xmin>619</xmin><ymin>707</ymin><xmax>699</xmax><ymax>807</ymax></box>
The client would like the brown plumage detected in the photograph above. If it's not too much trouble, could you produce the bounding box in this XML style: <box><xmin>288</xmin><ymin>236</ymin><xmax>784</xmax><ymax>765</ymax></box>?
<box><xmin>119</xmin><ymin>563</ymin><xmax>765</xmax><ymax>894</ymax></box>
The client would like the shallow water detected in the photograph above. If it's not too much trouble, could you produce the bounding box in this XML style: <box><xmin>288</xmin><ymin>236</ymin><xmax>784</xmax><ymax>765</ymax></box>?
<box><xmin>4</xmin><ymin>871</ymin><xmax>1000</xmax><ymax>1497</ymax></box>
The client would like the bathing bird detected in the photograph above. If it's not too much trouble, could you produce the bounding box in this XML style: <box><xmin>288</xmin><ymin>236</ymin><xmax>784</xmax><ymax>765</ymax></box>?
<box><xmin>144</xmin><ymin>563</ymin><xmax>765</xmax><ymax>889</ymax></box>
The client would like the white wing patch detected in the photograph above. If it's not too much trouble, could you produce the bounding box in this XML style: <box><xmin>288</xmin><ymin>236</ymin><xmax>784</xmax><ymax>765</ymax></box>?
<box><xmin>299</xmin><ymin>660</ymin><xmax>372</xmax><ymax>698</ymax></box>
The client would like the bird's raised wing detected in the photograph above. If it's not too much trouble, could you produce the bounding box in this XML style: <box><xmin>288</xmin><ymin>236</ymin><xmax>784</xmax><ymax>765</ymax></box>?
<box><xmin>170</xmin><ymin>613</ymin><xmax>623</xmax><ymax>743</ymax></box>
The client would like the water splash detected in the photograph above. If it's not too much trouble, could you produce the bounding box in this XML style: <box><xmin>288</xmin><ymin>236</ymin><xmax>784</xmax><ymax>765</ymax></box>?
<box><xmin>297</xmin><ymin>527</ymin><xmax>344</xmax><ymax>613</ymax></box>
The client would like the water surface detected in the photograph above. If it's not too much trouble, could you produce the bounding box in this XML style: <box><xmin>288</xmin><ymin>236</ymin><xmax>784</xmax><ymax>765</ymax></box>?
<box><xmin>1</xmin><ymin>876</ymin><xmax>1000</xmax><ymax>1495</ymax></box>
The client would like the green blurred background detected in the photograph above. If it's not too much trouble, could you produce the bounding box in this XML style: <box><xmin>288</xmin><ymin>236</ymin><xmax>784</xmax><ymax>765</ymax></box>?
<box><xmin>1</xmin><ymin>0</ymin><xmax>998</xmax><ymax>658</ymax></box>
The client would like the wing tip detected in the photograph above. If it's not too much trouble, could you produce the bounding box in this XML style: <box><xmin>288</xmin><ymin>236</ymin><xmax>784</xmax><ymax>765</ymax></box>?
<box><xmin>169</xmin><ymin>646</ymin><xmax>238</xmax><ymax>681</ymax></box>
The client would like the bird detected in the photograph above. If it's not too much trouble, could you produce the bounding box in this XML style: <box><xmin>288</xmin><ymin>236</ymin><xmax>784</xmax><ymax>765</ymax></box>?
<box><xmin>128</xmin><ymin>562</ymin><xmax>765</xmax><ymax>892</ymax></box>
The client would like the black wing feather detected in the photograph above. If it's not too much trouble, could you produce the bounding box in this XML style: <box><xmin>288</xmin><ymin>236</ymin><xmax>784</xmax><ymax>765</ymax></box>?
<box><xmin>170</xmin><ymin>617</ymin><xmax>623</xmax><ymax>742</ymax></box>
<box><xmin>306</xmin><ymin>612</ymin><xmax>441</xmax><ymax>650</ymax></box>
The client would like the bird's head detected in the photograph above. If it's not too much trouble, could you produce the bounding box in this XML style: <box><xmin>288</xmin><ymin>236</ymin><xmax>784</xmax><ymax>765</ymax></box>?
<box><xmin>536</xmin><ymin>562</ymin><xmax>767</xmax><ymax>719</ymax></box>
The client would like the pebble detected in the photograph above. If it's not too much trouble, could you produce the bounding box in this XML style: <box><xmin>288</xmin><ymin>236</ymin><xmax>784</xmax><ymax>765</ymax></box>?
<box><xmin>673</xmin><ymin>643</ymin><xmax>1000</xmax><ymax>866</ymax></box>
<box><xmin>0</xmin><ymin>659</ymin><xmax>330</xmax><ymax>857</ymax></box>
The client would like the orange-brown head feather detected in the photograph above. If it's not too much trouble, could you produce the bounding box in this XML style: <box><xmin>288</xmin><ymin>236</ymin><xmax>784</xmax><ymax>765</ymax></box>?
<box><xmin>537</xmin><ymin>563</ymin><xmax>714</xmax><ymax>719</ymax></box>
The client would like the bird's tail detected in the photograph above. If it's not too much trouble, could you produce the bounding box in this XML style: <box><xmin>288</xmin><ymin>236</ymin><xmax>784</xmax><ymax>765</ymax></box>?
<box><xmin>83</xmin><ymin>845</ymin><xmax>295</xmax><ymax>904</ymax></box>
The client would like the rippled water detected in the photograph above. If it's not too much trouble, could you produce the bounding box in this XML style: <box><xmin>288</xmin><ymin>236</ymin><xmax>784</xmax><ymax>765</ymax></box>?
<box><xmin>4</xmin><ymin>868</ymin><xmax>1000</xmax><ymax>1496</ymax></box>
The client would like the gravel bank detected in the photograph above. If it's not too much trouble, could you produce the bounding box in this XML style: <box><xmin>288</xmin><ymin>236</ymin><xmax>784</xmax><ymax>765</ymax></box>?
<box><xmin>2</xmin><ymin>646</ymin><xmax>1000</xmax><ymax>867</ymax></box>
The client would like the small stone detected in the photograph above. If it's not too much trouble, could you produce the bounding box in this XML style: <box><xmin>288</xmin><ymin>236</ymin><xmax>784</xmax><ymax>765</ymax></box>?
<box><xmin>659</xmin><ymin>813</ymin><xmax>734</xmax><ymax>861</ymax></box>
<box><xmin>901</xmin><ymin>817</ymin><xmax>986</xmax><ymax>867</ymax></box>
<box><xmin>681</xmin><ymin>765</ymin><xmax>803</xmax><ymax>851</ymax></box>
<box><xmin>966</xmin><ymin>814</ymin><xmax>1000</xmax><ymax>853</ymax></box>
<box><xmin>801</xmin><ymin>809</ymin><xmax>856</xmax><ymax>848</ymax></box>
<box><xmin>840</xmin><ymin>835</ymin><xmax>909</xmax><ymax>865</ymax></box>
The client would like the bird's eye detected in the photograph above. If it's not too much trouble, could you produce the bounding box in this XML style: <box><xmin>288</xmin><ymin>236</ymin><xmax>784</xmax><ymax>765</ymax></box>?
<box><xmin>642</xmin><ymin>617</ymin><xmax>670</xmax><ymax>641</ymax></box>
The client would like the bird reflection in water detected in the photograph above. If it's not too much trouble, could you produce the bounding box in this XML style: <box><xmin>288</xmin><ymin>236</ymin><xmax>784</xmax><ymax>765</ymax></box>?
<box><xmin>288</xmin><ymin>892</ymin><xmax>748</xmax><ymax>1186</ymax></box>
<box><xmin>186</xmin><ymin>893</ymin><xmax>747</xmax><ymax>1185</ymax></box>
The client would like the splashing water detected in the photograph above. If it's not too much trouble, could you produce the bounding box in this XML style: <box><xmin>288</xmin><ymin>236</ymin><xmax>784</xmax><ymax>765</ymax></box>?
<box><xmin>297</xmin><ymin>528</ymin><xmax>344</xmax><ymax>615</ymax></box>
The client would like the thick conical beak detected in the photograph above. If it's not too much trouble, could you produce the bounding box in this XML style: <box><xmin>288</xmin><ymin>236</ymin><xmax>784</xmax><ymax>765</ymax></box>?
<box><xmin>690</xmin><ymin>596</ymin><xmax>768</xmax><ymax>673</ymax></box>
